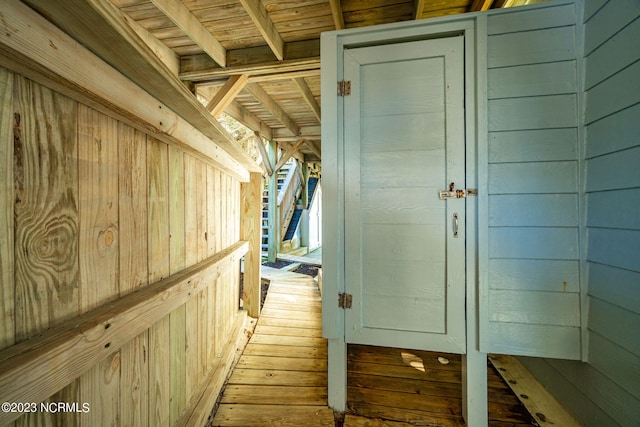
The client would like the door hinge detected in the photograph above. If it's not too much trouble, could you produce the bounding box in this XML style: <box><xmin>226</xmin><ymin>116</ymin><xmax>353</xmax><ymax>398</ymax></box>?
<box><xmin>338</xmin><ymin>80</ymin><xmax>351</xmax><ymax>96</ymax></box>
<box><xmin>338</xmin><ymin>293</ymin><xmax>352</xmax><ymax>309</ymax></box>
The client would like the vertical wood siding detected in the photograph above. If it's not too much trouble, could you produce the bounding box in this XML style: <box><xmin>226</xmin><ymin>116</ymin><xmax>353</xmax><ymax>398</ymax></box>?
<box><xmin>520</xmin><ymin>1</ymin><xmax>640</xmax><ymax>426</ymax></box>
<box><xmin>0</xmin><ymin>70</ymin><xmax>245</xmax><ymax>426</ymax></box>
<box><xmin>485</xmin><ymin>2</ymin><xmax>582</xmax><ymax>359</ymax></box>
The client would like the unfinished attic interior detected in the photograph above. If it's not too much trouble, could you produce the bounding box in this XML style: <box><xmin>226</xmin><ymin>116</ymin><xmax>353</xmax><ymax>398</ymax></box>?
<box><xmin>1</xmin><ymin>0</ymin><xmax>639</xmax><ymax>426</ymax></box>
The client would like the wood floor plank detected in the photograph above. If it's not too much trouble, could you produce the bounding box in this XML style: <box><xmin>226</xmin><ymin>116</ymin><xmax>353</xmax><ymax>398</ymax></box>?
<box><xmin>228</xmin><ymin>369</ymin><xmax>327</xmax><ymax>387</ymax></box>
<box><xmin>344</xmin><ymin>414</ymin><xmax>427</xmax><ymax>427</ymax></box>
<box><xmin>260</xmin><ymin>307</ymin><xmax>321</xmax><ymax>321</ymax></box>
<box><xmin>348</xmin><ymin>360</ymin><xmax>462</xmax><ymax>384</ymax></box>
<box><xmin>249</xmin><ymin>334</ymin><xmax>326</xmax><ymax>347</ymax></box>
<box><xmin>265</xmin><ymin>300</ymin><xmax>322</xmax><ymax>312</ymax></box>
<box><xmin>220</xmin><ymin>385</ymin><xmax>327</xmax><ymax>405</ymax></box>
<box><xmin>347</xmin><ymin>402</ymin><xmax>465</xmax><ymax>427</ymax></box>
<box><xmin>242</xmin><ymin>343</ymin><xmax>327</xmax><ymax>359</ymax></box>
<box><xmin>348</xmin><ymin>345</ymin><xmax>462</xmax><ymax>371</ymax></box>
<box><xmin>213</xmin><ymin>404</ymin><xmax>335</xmax><ymax>426</ymax></box>
<box><xmin>235</xmin><ymin>355</ymin><xmax>327</xmax><ymax>371</ymax></box>
<box><xmin>258</xmin><ymin>315</ymin><xmax>322</xmax><ymax>329</ymax></box>
<box><xmin>254</xmin><ymin>324</ymin><xmax>323</xmax><ymax>338</ymax></box>
<box><xmin>348</xmin><ymin>386</ymin><xmax>463</xmax><ymax>416</ymax></box>
<box><xmin>266</xmin><ymin>293</ymin><xmax>322</xmax><ymax>304</ymax></box>
<box><xmin>267</xmin><ymin>284</ymin><xmax>319</xmax><ymax>296</ymax></box>
<box><xmin>348</xmin><ymin>371</ymin><xmax>462</xmax><ymax>399</ymax></box>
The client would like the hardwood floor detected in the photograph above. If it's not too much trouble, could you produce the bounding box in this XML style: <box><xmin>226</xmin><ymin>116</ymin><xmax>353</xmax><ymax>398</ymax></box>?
<box><xmin>346</xmin><ymin>344</ymin><xmax>537</xmax><ymax>427</ymax></box>
<box><xmin>211</xmin><ymin>271</ymin><xmax>536</xmax><ymax>427</ymax></box>
<box><xmin>211</xmin><ymin>274</ymin><xmax>335</xmax><ymax>426</ymax></box>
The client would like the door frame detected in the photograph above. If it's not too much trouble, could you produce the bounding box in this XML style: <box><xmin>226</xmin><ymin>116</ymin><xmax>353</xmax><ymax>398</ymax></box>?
<box><xmin>321</xmin><ymin>15</ymin><xmax>488</xmax><ymax>426</ymax></box>
<box><xmin>342</xmin><ymin>36</ymin><xmax>467</xmax><ymax>354</ymax></box>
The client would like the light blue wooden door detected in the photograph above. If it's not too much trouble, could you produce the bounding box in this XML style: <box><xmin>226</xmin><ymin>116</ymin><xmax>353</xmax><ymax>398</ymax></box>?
<box><xmin>343</xmin><ymin>36</ymin><xmax>466</xmax><ymax>354</ymax></box>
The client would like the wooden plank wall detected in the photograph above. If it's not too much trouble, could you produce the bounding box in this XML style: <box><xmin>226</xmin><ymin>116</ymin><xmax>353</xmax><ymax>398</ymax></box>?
<box><xmin>521</xmin><ymin>1</ymin><xmax>640</xmax><ymax>426</ymax></box>
<box><xmin>0</xmin><ymin>68</ymin><xmax>244</xmax><ymax>426</ymax></box>
<box><xmin>483</xmin><ymin>2</ymin><xmax>582</xmax><ymax>359</ymax></box>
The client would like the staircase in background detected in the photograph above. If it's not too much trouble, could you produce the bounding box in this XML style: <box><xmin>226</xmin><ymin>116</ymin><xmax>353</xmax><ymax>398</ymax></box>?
<box><xmin>262</xmin><ymin>161</ymin><xmax>301</xmax><ymax>258</ymax></box>
<box><xmin>283</xmin><ymin>177</ymin><xmax>320</xmax><ymax>241</ymax></box>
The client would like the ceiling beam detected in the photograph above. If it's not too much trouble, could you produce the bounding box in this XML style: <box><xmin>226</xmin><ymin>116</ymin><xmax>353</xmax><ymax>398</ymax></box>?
<box><xmin>293</xmin><ymin>78</ymin><xmax>321</xmax><ymax>122</ymax></box>
<box><xmin>224</xmin><ymin>101</ymin><xmax>273</xmax><ymax>141</ymax></box>
<box><xmin>273</xmin><ymin>126</ymin><xmax>320</xmax><ymax>140</ymax></box>
<box><xmin>205</xmin><ymin>74</ymin><xmax>249</xmax><ymax>117</ymax></box>
<box><xmin>277</xmin><ymin>141</ymin><xmax>305</xmax><ymax>164</ymax></box>
<box><xmin>239</xmin><ymin>0</ymin><xmax>285</xmax><ymax>61</ymax></box>
<box><xmin>254</xmin><ymin>132</ymin><xmax>273</xmax><ymax>176</ymax></box>
<box><xmin>180</xmin><ymin>40</ymin><xmax>320</xmax><ymax>82</ymax></box>
<box><xmin>329</xmin><ymin>0</ymin><xmax>345</xmax><ymax>30</ymax></box>
<box><xmin>245</xmin><ymin>83</ymin><xmax>300</xmax><ymax>137</ymax></box>
<box><xmin>490</xmin><ymin>0</ymin><xmax>512</xmax><ymax>8</ymax></box>
<box><xmin>413</xmin><ymin>0</ymin><xmax>426</xmax><ymax>19</ymax></box>
<box><xmin>120</xmin><ymin>10</ymin><xmax>179</xmax><ymax>76</ymax></box>
<box><xmin>275</xmin><ymin>138</ymin><xmax>307</xmax><ymax>172</ymax></box>
<box><xmin>20</xmin><ymin>0</ymin><xmax>259</xmax><ymax>174</ymax></box>
<box><xmin>305</xmin><ymin>140</ymin><xmax>321</xmax><ymax>159</ymax></box>
<box><xmin>470</xmin><ymin>0</ymin><xmax>495</xmax><ymax>11</ymax></box>
<box><xmin>149</xmin><ymin>0</ymin><xmax>226</xmax><ymax>67</ymax></box>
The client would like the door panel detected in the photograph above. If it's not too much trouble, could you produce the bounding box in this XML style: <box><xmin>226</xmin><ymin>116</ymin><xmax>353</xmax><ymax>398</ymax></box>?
<box><xmin>344</xmin><ymin>36</ymin><xmax>466</xmax><ymax>354</ymax></box>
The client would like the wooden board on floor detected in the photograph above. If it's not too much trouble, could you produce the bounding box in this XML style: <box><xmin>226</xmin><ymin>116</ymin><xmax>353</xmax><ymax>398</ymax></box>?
<box><xmin>347</xmin><ymin>344</ymin><xmax>538</xmax><ymax>427</ymax></box>
<box><xmin>221</xmin><ymin>385</ymin><xmax>327</xmax><ymax>405</ymax></box>
<box><xmin>489</xmin><ymin>354</ymin><xmax>581</xmax><ymax>427</ymax></box>
<box><xmin>211</xmin><ymin>274</ymin><xmax>331</xmax><ymax>426</ymax></box>
<box><xmin>260</xmin><ymin>307</ymin><xmax>320</xmax><ymax>321</ymax></box>
<box><xmin>242</xmin><ymin>343</ymin><xmax>326</xmax><ymax>359</ymax></box>
<box><xmin>344</xmin><ymin>413</ymin><xmax>432</xmax><ymax>427</ymax></box>
<box><xmin>249</xmin><ymin>334</ymin><xmax>326</xmax><ymax>347</ymax></box>
<box><xmin>235</xmin><ymin>355</ymin><xmax>326</xmax><ymax>372</ymax></box>
<box><xmin>213</xmin><ymin>404</ymin><xmax>335</xmax><ymax>426</ymax></box>
<box><xmin>253</xmin><ymin>325</ymin><xmax>323</xmax><ymax>338</ymax></box>
<box><xmin>228</xmin><ymin>369</ymin><xmax>327</xmax><ymax>387</ymax></box>
<box><xmin>258</xmin><ymin>315</ymin><xmax>322</xmax><ymax>329</ymax></box>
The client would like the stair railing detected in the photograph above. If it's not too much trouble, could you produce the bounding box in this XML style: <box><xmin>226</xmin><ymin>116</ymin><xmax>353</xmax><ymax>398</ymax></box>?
<box><xmin>278</xmin><ymin>163</ymin><xmax>302</xmax><ymax>241</ymax></box>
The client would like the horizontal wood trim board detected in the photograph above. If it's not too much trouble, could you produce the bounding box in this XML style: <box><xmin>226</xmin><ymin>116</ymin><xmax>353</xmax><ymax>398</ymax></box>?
<box><xmin>587</xmin><ymin>145</ymin><xmax>640</xmax><ymax>192</ymax></box>
<box><xmin>0</xmin><ymin>0</ymin><xmax>255</xmax><ymax>181</ymax></box>
<box><xmin>489</xmin><ymin>161</ymin><xmax>578</xmax><ymax>194</ymax></box>
<box><xmin>588</xmin><ymin>331</ymin><xmax>640</xmax><ymax>401</ymax></box>
<box><xmin>488</xmin><ymin>95</ymin><xmax>577</xmax><ymax>131</ymax></box>
<box><xmin>588</xmin><ymin>262</ymin><xmax>640</xmax><ymax>314</ymax></box>
<box><xmin>0</xmin><ymin>240</ymin><xmax>248</xmax><ymax>426</ymax></box>
<box><xmin>489</xmin><ymin>194</ymin><xmax>578</xmax><ymax>227</ymax></box>
<box><xmin>589</xmin><ymin>297</ymin><xmax>640</xmax><ymax>355</ymax></box>
<box><xmin>20</xmin><ymin>0</ymin><xmax>259</xmax><ymax>174</ymax></box>
<box><xmin>487</xmin><ymin>3</ymin><xmax>577</xmax><ymax>35</ymax></box>
<box><xmin>487</xmin><ymin>323</ymin><xmax>581</xmax><ymax>360</ymax></box>
<box><xmin>489</xmin><ymin>290</ymin><xmax>580</xmax><ymax>326</ymax></box>
<box><xmin>488</xmin><ymin>61</ymin><xmax>577</xmax><ymax>99</ymax></box>
<box><xmin>587</xmin><ymin>188</ymin><xmax>640</xmax><ymax>230</ymax></box>
<box><xmin>585</xmin><ymin>60</ymin><xmax>640</xmax><ymax>125</ymax></box>
<box><xmin>487</xmin><ymin>26</ymin><xmax>576</xmax><ymax>69</ymax></box>
<box><xmin>489</xmin><ymin>128</ymin><xmax>578</xmax><ymax>163</ymax></box>
<box><xmin>489</xmin><ymin>227</ymin><xmax>579</xmax><ymax>260</ymax></box>
<box><xmin>586</xmin><ymin>103</ymin><xmax>640</xmax><ymax>158</ymax></box>
<box><xmin>587</xmin><ymin>228</ymin><xmax>640</xmax><ymax>273</ymax></box>
<box><xmin>489</xmin><ymin>259</ymin><xmax>579</xmax><ymax>293</ymax></box>
<box><xmin>584</xmin><ymin>16</ymin><xmax>640</xmax><ymax>90</ymax></box>
<box><xmin>584</xmin><ymin>0</ymin><xmax>640</xmax><ymax>56</ymax></box>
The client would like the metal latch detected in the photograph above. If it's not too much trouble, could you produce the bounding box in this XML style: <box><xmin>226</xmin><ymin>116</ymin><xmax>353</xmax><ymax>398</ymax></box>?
<box><xmin>439</xmin><ymin>182</ymin><xmax>477</xmax><ymax>200</ymax></box>
<box><xmin>338</xmin><ymin>293</ymin><xmax>352</xmax><ymax>309</ymax></box>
